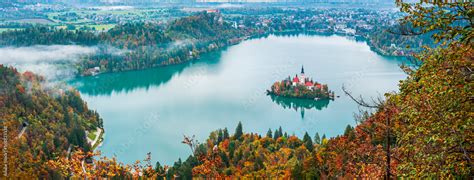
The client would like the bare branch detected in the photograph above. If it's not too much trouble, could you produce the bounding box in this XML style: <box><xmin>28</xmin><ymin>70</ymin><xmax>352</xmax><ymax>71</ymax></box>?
<box><xmin>353</xmin><ymin>106</ymin><xmax>372</xmax><ymax>124</ymax></box>
<box><xmin>182</xmin><ymin>134</ymin><xmax>199</xmax><ymax>155</ymax></box>
<box><xmin>342</xmin><ymin>85</ymin><xmax>382</xmax><ymax>109</ymax></box>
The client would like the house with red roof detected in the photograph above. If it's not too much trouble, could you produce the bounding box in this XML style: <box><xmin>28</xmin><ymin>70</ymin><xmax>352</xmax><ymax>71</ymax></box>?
<box><xmin>305</xmin><ymin>81</ymin><xmax>314</xmax><ymax>89</ymax></box>
<box><xmin>292</xmin><ymin>75</ymin><xmax>300</xmax><ymax>86</ymax></box>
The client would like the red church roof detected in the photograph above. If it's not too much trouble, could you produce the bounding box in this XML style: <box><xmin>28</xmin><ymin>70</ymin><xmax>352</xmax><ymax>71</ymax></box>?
<box><xmin>316</xmin><ymin>84</ymin><xmax>322</xmax><ymax>89</ymax></box>
<box><xmin>305</xmin><ymin>81</ymin><xmax>314</xmax><ymax>87</ymax></box>
<box><xmin>292</xmin><ymin>76</ymin><xmax>300</xmax><ymax>83</ymax></box>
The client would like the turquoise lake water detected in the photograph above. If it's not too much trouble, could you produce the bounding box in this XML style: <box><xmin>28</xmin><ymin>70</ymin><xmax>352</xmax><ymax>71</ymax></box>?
<box><xmin>70</xmin><ymin>34</ymin><xmax>407</xmax><ymax>165</ymax></box>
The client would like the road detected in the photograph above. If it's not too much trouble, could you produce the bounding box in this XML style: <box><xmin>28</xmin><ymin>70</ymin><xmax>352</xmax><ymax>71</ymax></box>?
<box><xmin>17</xmin><ymin>127</ymin><xmax>27</xmax><ymax>139</ymax></box>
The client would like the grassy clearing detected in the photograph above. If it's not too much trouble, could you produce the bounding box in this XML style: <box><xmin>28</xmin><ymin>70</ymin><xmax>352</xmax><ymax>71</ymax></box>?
<box><xmin>87</xmin><ymin>130</ymin><xmax>97</xmax><ymax>141</ymax></box>
<box><xmin>12</xmin><ymin>18</ymin><xmax>54</xmax><ymax>24</ymax></box>
<box><xmin>84</xmin><ymin>24</ymin><xmax>116</xmax><ymax>31</ymax></box>
<box><xmin>91</xmin><ymin>129</ymin><xmax>104</xmax><ymax>150</ymax></box>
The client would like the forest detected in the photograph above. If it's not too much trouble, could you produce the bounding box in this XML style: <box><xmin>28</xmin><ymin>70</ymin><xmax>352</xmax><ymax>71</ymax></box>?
<box><xmin>0</xmin><ymin>65</ymin><xmax>103</xmax><ymax>178</ymax></box>
<box><xmin>0</xmin><ymin>26</ymin><xmax>100</xmax><ymax>46</ymax></box>
<box><xmin>0</xmin><ymin>9</ymin><xmax>433</xmax><ymax>77</ymax></box>
<box><xmin>77</xmin><ymin>12</ymin><xmax>247</xmax><ymax>75</ymax></box>
<box><xmin>0</xmin><ymin>12</ymin><xmax>248</xmax><ymax>75</ymax></box>
<box><xmin>0</xmin><ymin>0</ymin><xmax>472</xmax><ymax>178</ymax></box>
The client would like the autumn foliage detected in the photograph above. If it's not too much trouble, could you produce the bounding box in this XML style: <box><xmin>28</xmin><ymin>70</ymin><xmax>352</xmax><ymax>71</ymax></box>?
<box><xmin>0</xmin><ymin>65</ymin><xmax>103</xmax><ymax>178</ymax></box>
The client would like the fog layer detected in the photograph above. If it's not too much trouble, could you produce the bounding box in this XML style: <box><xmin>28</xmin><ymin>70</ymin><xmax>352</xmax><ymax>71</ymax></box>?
<box><xmin>0</xmin><ymin>45</ymin><xmax>97</xmax><ymax>80</ymax></box>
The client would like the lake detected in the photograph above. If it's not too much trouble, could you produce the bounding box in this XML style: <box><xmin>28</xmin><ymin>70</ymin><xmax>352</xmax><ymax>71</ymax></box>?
<box><xmin>70</xmin><ymin>34</ymin><xmax>407</xmax><ymax>165</ymax></box>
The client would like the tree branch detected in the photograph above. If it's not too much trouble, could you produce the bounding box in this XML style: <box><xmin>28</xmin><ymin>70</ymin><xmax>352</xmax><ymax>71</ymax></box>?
<box><xmin>342</xmin><ymin>85</ymin><xmax>382</xmax><ymax>109</ymax></box>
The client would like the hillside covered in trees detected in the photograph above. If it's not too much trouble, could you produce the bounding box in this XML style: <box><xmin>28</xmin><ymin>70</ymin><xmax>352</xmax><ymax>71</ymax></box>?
<box><xmin>77</xmin><ymin>12</ymin><xmax>247</xmax><ymax>74</ymax></box>
<box><xmin>0</xmin><ymin>26</ymin><xmax>100</xmax><ymax>46</ymax></box>
<box><xmin>0</xmin><ymin>65</ymin><xmax>103</xmax><ymax>178</ymax></box>
<box><xmin>0</xmin><ymin>12</ymin><xmax>248</xmax><ymax>75</ymax></box>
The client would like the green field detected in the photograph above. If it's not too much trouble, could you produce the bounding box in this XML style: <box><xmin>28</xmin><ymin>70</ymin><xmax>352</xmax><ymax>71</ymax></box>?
<box><xmin>84</xmin><ymin>24</ymin><xmax>116</xmax><ymax>31</ymax></box>
<box><xmin>87</xmin><ymin>130</ymin><xmax>97</xmax><ymax>140</ymax></box>
<box><xmin>0</xmin><ymin>28</ymin><xmax>23</xmax><ymax>33</ymax></box>
<box><xmin>56</xmin><ymin>24</ymin><xmax>116</xmax><ymax>31</ymax></box>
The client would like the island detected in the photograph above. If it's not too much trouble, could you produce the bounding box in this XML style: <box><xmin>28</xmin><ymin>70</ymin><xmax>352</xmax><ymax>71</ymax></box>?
<box><xmin>267</xmin><ymin>66</ymin><xmax>335</xmax><ymax>100</ymax></box>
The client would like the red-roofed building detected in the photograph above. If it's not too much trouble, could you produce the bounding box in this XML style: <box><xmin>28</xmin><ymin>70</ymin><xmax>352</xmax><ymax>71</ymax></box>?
<box><xmin>292</xmin><ymin>76</ymin><xmax>300</xmax><ymax>86</ymax></box>
<box><xmin>305</xmin><ymin>81</ymin><xmax>314</xmax><ymax>89</ymax></box>
<box><xmin>206</xmin><ymin>9</ymin><xmax>219</xmax><ymax>14</ymax></box>
<box><xmin>290</xmin><ymin>66</ymin><xmax>314</xmax><ymax>87</ymax></box>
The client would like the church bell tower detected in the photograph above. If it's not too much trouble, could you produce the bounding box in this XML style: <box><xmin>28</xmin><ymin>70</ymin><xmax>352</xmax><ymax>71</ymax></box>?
<box><xmin>300</xmin><ymin>65</ymin><xmax>305</xmax><ymax>84</ymax></box>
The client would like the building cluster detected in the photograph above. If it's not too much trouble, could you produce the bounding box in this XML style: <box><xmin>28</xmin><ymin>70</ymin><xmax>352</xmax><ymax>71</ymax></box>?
<box><xmin>226</xmin><ymin>8</ymin><xmax>400</xmax><ymax>36</ymax></box>
<box><xmin>285</xmin><ymin>66</ymin><xmax>325</xmax><ymax>91</ymax></box>
<box><xmin>268</xmin><ymin>65</ymin><xmax>334</xmax><ymax>100</ymax></box>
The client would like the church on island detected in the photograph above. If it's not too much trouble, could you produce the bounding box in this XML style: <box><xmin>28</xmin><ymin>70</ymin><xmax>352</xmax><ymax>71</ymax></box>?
<box><xmin>267</xmin><ymin>66</ymin><xmax>334</xmax><ymax>100</ymax></box>
<box><xmin>291</xmin><ymin>66</ymin><xmax>323</xmax><ymax>90</ymax></box>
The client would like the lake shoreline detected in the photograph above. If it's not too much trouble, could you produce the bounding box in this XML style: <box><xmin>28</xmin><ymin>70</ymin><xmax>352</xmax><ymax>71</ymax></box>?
<box><xmin>78</xmin><ymin>31</ymin><xmax>408</xmax><ymax>78</ymax></box>
<box><xmin>72</xmin><ymin>35</ymin><xmax>407</xmax><ymax>164</ymax></box>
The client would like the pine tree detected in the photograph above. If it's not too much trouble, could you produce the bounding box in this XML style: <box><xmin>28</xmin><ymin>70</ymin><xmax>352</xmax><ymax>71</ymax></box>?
<box><xmin>217</xmin><ymin>129</ymin><xmax>223</xmax><ymax>143</ymax></box>
<box><xmin>273</xmin><ymin>127</ymin><xmax>284</xmax><ymax>140</ymax></box>
<box><xmin>278</xmin><ymin>126</ymin><xmax>283</xmax><ymax>137</ymax></box>
<box><xmin>223</xmin><ymin>128</ymin><xmax>229</xmax><ymax>139</ymax></box>
<box><xmin>155</xmin><ymin>161</ymin><xmax>165</xmax><ymax>180</ymax></box>
<box><xmin>344</xmin><ymin>125</ymin><xmax>353</xmax><ymax>136</ymax></box>
<box><xmin>314</xmin><ymin>132</ymin><xmax>321</xmax><ymax>144</ymax></box>
<box><xmin>273</xmin><ymin>128</ymin><xmax>279</xmax><ymax>140</ymax></box>
<box><xmin>266</xmin><ymin>128</ymin><xmax>272</xmax><ymax>138</ymax></box>
<box><xmin>303</xmin><ymin>132</ymin><xmax>314</xmax><ymax>152</ymax></box>
<box><xmin>344</xmin><ymin>125</ymin><xmax>355</xmax><ymax>141</ymax></box>
<box><xmin>234</xmin><ymin>121</ymin><xmax>243</xmax><ymax>140</ymax></box>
